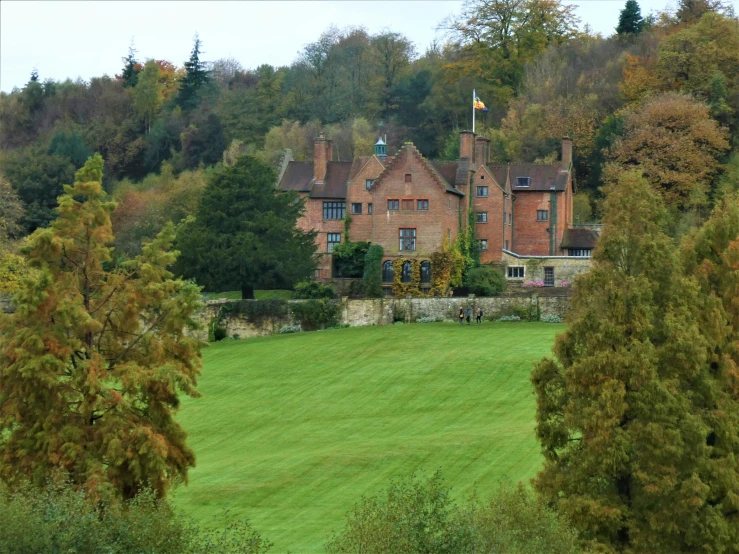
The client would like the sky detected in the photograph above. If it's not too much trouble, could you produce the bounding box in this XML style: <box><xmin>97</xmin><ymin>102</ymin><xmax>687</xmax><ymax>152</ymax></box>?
<box><xmin>1</xmin><ymin>0</ymin><xmax>735</xmax><ymax>93</ymax></box>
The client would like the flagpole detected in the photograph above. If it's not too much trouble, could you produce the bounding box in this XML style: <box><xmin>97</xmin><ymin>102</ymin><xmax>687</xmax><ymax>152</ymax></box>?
<box><xmin>472</xmin><ymin>88</ymin><xmax>476</xmax><ymax>133</ymax></box>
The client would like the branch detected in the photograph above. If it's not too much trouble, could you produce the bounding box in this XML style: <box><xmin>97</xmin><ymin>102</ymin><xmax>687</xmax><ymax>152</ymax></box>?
<box><xmin>107</xmin><ymin>308</ymin><xmax>170</xmax><ymax>371</ymax></box>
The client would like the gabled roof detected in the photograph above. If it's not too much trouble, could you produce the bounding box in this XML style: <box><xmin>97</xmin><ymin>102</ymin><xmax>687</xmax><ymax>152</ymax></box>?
<box><xmin>561</xmin><ymin>228</ymin><xmax>599</xmax><ymax>249</ymax></box>
<box><xmin>487</xmin><ymin>163</ymin><xmax>569</xmax><ymax>192</ymax></box>
<box><xmin>374</xmin><ymin>144</ymin><xmax>465</xmax><ymax>197</ymax></box>
<box><xmin>430</xmin><ymin>160</ymin><xmax>471</xmax><ymax>189</ymax></box>
<box><xmin>277</xmin><ymin>161</ymin><xmax>352</xmax><ymax>199</ymax></box>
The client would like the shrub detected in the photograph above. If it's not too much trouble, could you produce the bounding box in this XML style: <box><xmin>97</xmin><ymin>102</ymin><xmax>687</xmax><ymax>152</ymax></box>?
<box><xmin>541</xmin><ymin>314</ymin><xmax>564</xmax><ymax>323</ymax></box>
<box><xmin>213</xmin><ymin>325</ymin><xmax>228</xmax><ymax>342</ymax></box>
<box><xmin>325</xmin><ymin>472</ymin><xmax>579</xmax><ymax>554</ymax></box>
<box><xmin>417</xmin><ymin>316</ymin><xmax>436</xmax><ymax>323</ymax></box>
<box><xmin>0</xmin><ymin>481</ymin><xmax>272</xmax><ymax>554</ymax></box>
<box><xmin>498</xmin><ymin>315</ymin><xmax>521</xmax><ymax>321</ymax></box>
<box><xmin>236</xmin><ymin>298</ymin><xmax>288</xmax><ymax>323</ymax></box>
<box><xmin>293</xmin><ymin>280</ymin><xmax>335</xmax><ymax>299</ymax></box>
<box><xmin>362</xmin><ymin>244</ymin><xmax>384</xmax><ymax>298</ymax></box>
<box><xmin>464</xmin><ymin>266</ymin><xmax>506</xmax><ymax>297</ymax></box>
<box><xmin>280</xmin><ymin>324</ymin><xmax>301</xmax><ymax>334</ymax></box>
<box><xmin>290</xmin><ymin>299</ymin><xmax>341</xmax><ymax>331</ymax></box>
<box><xmin>332</xmin><ymin>241</ymin><xmax>370</xmax><ymax>278</ymax></box>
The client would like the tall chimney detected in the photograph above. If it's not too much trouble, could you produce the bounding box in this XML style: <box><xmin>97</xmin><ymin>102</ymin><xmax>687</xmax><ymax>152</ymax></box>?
<box><xmin>459</xmin><ymin>130</ymin><xmax>475</xmax><ymax>164</ymax></box>
<box><xmin>314</xmin><ymin>132</ymin><xmax>328</xmax><ymax>184</ymax></box>
<box><xmin>561</xmin><ymin>136</ymin><xmax>572</xmax><ymax>171</ymax></box>
<box><xmin>475</xmin><ymin>136</ymin><xmax>490</xmax><ymax>167</ymax></box>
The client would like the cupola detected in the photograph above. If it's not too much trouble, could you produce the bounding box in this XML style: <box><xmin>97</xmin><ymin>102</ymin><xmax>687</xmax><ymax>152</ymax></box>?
<box><xmin>374</xmin><ymin>137</ymin><xmax>387</xmax><ymax>161</ymax></box>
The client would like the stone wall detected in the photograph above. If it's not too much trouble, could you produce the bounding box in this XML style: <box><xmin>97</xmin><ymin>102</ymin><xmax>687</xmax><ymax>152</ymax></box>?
<box><xmin>502</xmin><ymin>251</ymin><xmax>591</xmax><ymax>287</ymax></box>
<box><xmin>193</xmin><ymin>289</ymin><xmax>572</xmax><ymax>341</ymax></box>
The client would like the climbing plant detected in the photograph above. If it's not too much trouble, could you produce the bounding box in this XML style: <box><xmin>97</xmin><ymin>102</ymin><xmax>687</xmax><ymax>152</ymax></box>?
<box><xmin>362</xmin><ymin>244</ymin><xmax>384</xmax><ymax>297</ymax></box>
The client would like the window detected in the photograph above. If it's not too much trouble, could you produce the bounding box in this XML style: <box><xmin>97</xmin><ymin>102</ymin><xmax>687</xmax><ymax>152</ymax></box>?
<box><xmin>537</xmin><ymin>210</ymin><xmax>548</xmax><ymax>221</ymax></box>
<box><xmin>417</xmin><ymin>199</ymin><xmax>429</xmax><ymax>211</ymax></box>
<box><xmin>323</xmin><ymin>201</ymin><xmax>345</xmax><ymax>220</ymax></box>
<box><xmin>351</xmin><ymin>202</ymin><xmax>362</xmax><ymax>214</ymax></box>
<box><xmin>402</xmin><ymin>261</ymin><xmax>412</xmax><ymax>283</ymax></box>
<box><xmin>365</xmin><ymin>179</ymin><xmax>374</xmax><ymax>191</ymax></box>
<box><xmin>516</xmin><ymin>177</ymin><xmax>531</xmax><ymax>187</ymax></box>
<box><xmin>505</xmin><ymin>240</ymin><xmax>509</xmax><ymax>250</ymax></box>
<box><xmin>368</xmin><ymin>203</ymin><xmax>373</xmax><ymax>215</ymax></box>
<box><xmin>508</xmin><ymin>213</ymin><xmax>512</xmax><ymax>225</ymax></box>
<box><xmin>401</xmin><ymin>199</ymin><xmax>414</xmax><ymax>211</ymax></box>
<box><xmin>476</xmin><ymin>186</ymin><xmax>488</xmax><ymax>197</ymax></box>
<box><xmin>387</xmin><ymin>199</ymin><xmax>399</xmax><ymax>211</ymax></box>
<box><xmin>420</xmin><ymin>261</ymin><xmax>431</xmax><ymax>283</ymax></box>
<box><xmin>382</xmin><ymin>260</ymin><xmax>394</xmax><ymax>283</ymax></box>
<box><xmin>405</xmin><ymin>173</ymin><xmax>412</xmax><ymax>183</ymax></box>
<box><xmin>480</xmin><ymin>174</ymin><xmax>485</xmax><ymax>179</ymax></box>
<box><xmin>476</xmin><ymin>212</ymin><xmax>488</xmax><ymax>223</ymax></box>
<box><xmin>479</xmin><ymin>239</ymin><xmax>488</xmax><ymax>251</ymax></box>
<box><xmin>399</xmin><ymin>228</ymin><xmax>416</xmax><ymax>251</ymax></box>
<box><xmin>568</xmin><ymin>249</ymin><xmax>591</xmax><ymax>257</ymax></box>
<box><xmin>544</xmin><ymin>267</ymin><xmax>554</xmax><ymax>286</ymax></box>
<box><xmin>327</xmin><ymin>233</ymin><xmax>341</xmax><ymax>253</ymax></box>
<box><xmin>507</xmin><ymin>266</ymin><xmax>525</xmax><ymax>279</ymax></box>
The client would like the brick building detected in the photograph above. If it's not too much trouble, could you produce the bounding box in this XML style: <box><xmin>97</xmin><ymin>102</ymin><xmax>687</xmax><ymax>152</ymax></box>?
<box><xmin>277</xmin><ymin>131</ymin><xmax>597</xmax><ymax>290</ymax></box>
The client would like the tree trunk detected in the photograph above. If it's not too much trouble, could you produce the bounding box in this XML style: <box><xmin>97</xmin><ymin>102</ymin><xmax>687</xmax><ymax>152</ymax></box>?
<box><xmin>241</xmin><ymin>284</ymin><xmax>255</xmax><ymax>300</ymax></box>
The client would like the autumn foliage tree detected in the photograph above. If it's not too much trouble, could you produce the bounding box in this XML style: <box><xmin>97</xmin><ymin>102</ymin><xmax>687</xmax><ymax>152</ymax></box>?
<box><xmin>532</xmin><ymin>170</ymin><xmax>739</xmax><ymax>552</ymax></box>
<box><xmin>605</xmin><ymin>93</ymin><xmax>730</xmax><ymax>212</ymax></box>
<box><xmin>0</xmin><ymin>154</ymin><xmax>203</xmax><ymax>500</ymax></box>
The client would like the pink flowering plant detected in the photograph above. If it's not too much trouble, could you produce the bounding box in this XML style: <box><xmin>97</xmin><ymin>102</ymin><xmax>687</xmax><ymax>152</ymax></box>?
<box><xmin>524</xmin><ymin>280</ymin><xmax>545</xmax><ymax>287</ymax></box>
<box><xmin>561</xmin><ymin>281</ymin><xmax>570</xmax><ymax>287</ymax></box>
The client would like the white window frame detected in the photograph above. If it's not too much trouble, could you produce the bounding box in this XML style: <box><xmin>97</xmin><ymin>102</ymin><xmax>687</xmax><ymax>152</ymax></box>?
<box><xmin>507</xmin><ymin>266</ymin><xmax>525</xmax><ymax>279</ymax></box>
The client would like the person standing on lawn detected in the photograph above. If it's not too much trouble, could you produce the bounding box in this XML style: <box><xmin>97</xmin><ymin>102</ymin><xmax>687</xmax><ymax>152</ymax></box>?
<box><xmin>459</xmin><ymin>307</ymin><xmax>465</xmax><ymax>325</ymax></box>
<box><xmin>476</xmin><ymin>307</ymin><xmax>483</xmax><ymax>325</ymax></box>
<box><xmin>466</xmin><ymin>307</ymin><xmax>472</xmax><ymax>325</ymax></box>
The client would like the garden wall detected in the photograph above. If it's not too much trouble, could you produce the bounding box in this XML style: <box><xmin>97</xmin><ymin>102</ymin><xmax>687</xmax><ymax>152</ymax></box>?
<box><xmin>191</xmin><ymin>289</ymin><xmax>573</xmax><ymax>342</ymax></box>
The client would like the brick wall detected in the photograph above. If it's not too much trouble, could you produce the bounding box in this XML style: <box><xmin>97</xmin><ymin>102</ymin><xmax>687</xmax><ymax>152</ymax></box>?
<box><xmin>299</xmin><ymin>194</ymin><xmax>344</xmax><ymax>279</ymax></box>
<box><xmin>471</xmin><ymin>168</ymin><xmax>506</xmax><ymax>263</ymax></box>
<box><xmin>512</xmin><ymin>192</ymin><xmax>557</xmax><ymax>256</ymax></box>
<box><xmin>346</xmin><ymin>156</ymin><xmax>384</xmax><ymax>243</ymax></box>
<box><xmin>371</xmin><ymin>146</ymin><xmax>461</xmax><ymax>257</ymax></box>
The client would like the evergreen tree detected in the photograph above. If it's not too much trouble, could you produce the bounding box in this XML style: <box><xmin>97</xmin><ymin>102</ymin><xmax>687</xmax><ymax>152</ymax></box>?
<box><xmin>120</xmin><ymin>43</ymin><xmax>140</xmax><ymax>88</ymax></box>
<box><xmin>176</xmin><ymin>35</ymin><xmax>210</xmax><ymax>111</ymax></box>
<box><xmin>0</xmin><ymin>154</ymin><xmax>203</xmax><ymax>501</ymax></box>
<box><xmin>616</xmin><ymin>0</ymin><xmax>644</xmax><ymax>36</ymax></box>
<box><xmin>176</xmin><ymin>156</ymin><xmax>317</xmax><ymax>299</ymax></box>
<box><xmin>532</xmin><ymin>170</ymin><xmax>737</xmax><ymax>552</ymax></box>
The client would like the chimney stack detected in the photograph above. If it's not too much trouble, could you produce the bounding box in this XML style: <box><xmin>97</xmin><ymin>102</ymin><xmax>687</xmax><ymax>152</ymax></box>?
<box><xmin>475</xmin><ymin>136</ymin><xmax>490</xmax><ymax>167</ymax></box>
<box><xmin>459</xmin><ymin>130</ymin><xmax>475</xmax><ymax>164</ymax></box>
<box><xmin>314</xmin><ymin>132</ymin><xmax>330</xmax><ymax>184</ymax></box>
<box><xmin>561</xmin><ymin>136</ymin><xmax>572</xmax><ymax>171</ymax></box>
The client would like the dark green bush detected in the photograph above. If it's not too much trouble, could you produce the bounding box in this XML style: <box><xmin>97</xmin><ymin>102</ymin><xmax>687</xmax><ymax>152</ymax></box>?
<box><xmin>293</xmin><ymin>280</ymin><xmax>335</xmax><ymax>299</ymax></box>
<box><xmin>362</xmin><ymin>244</ymin><xmax>384</xmax><ymax>298</ymax></box>
<box><xmin>291</xmin><ymin>299</ymin><xmax>341</xmax><ymax>331</ymax></box>
<box><xmin>325</xmin><ymin>473</ymin><xmax>580</xmax><ymax>554</ymax></box>
<box><xmin>332</xmin><ymin>241</ymin><xmax>370</xmax><ymax>278</ymax></box>
<box><xmin>0</xmin><ymin>481</ymin><xmax>272</xmax><ymax>554</ymax></box>
<box><xmin>464</xmin><ymin>266</ymin><xmax>506</xmax><ymax>297</ymax></box>
<box><xmin>213</xmin><ymin>325</ymin><xmax>228</xmax><ymax>342</ymax></box>
<box><xmin>236</xmin><ymin>298</ymin><xmax>288</xmax><ymax>323</ymax></box>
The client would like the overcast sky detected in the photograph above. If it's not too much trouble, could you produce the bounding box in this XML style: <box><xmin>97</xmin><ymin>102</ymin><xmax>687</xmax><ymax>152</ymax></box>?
<box><xmin>2</xmin><ymin>0</ymin><xmax>734</xmax><ymax>93</ymax></box>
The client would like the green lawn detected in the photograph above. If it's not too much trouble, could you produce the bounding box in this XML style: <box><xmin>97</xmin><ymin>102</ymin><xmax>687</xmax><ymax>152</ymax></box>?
<box><xmin>174</xmin><ymin>322</ymin><xmax>564</xmax><ymax>552</ymax></box>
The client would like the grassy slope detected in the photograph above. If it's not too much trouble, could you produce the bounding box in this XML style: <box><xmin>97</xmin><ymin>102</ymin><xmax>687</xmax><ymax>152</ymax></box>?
<box><xmin>175</xmin><ymin>322</ymin><xmax>564</xmax><ymax>552</ymax></box>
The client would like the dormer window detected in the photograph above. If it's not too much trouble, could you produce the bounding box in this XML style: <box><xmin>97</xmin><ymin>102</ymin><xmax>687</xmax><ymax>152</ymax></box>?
<box><xmin>517</xmin><ymin>177</ymin><xmax>531</xmax><ymax>187</ymax></box>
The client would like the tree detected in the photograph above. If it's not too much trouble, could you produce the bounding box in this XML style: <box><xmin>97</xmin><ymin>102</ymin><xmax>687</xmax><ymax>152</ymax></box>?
<box><xmin>120</xmin><ymin>43</ymin><xmax>141</xmax><ymax>88</ymax></box>
<box><xmin>2</xmin><ymin>151</ymin><xmax>76</xmax><ymax>232</ymax></box>
<box><xmin>464</xmin><ymin>265</ymin><xmax>506</xmax><ymax>296</ymax></box>
<box><xmin>370</xmin><ymin>31</ymin><xmax>415</xmax><ymax>118</ymax></box>
<box><xmin>134</xmin><ymin>60</ymin><xmax>164</xmax><ymax>134</ymax></box>
<box><xmin>180</xmin><ymin>112</ymin><xmax>226</xmax><ymax>169</ymax></box>
<box><xmin>176</xmin><ymin>35</ymin><xmax>210</xmax><ymax>111</ymax></box>
<box><xmin>176</xmin><ymin>156</ymin><xmax>317</xmax><ymax>299</ymax></box>
<box><xmin>0</xmin><ymin>154</ymin><xmax>203</xmax><ymax>501</ymax></box>
<box><xmin>605</xmin><ymin>93</ymin><xmax>730</xmax><ymax>212</ymax></box>
<box><xmin>616</xmin><ymin>0</ymin><xmax>644</xmax><ymax>36</ymax></box>
<box><xmin>675</xmin><ymin>0</ymin><xmax>735</xmax><ymax>24</ymax></box>
<box><xmin>0</xmin><ymin>176</ymin><xmax>25</xmax><ymax>248</ymax></box>
<box><xmin>48</xmin><ymin>131</ymin><xmax>93</xmax><ymax>168</ymax></box>
<box><xmin>532</xmin><ymin>170</ymin><xmax>739</xmax><ymax>552</ymax></box>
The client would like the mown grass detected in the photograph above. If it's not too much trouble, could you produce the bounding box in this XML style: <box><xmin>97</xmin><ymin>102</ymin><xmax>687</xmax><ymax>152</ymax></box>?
<box><xmin>175</xmin><ymin>322</ymin><xmax>564</xmax><ymax>552</ymax></box>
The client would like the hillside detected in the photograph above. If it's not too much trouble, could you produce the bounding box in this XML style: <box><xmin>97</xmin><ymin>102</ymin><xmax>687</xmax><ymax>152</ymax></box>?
<box><xmin>174</xmin><ymin>322</ymin><xmax>564</xmax><ymax>552</ymax></box>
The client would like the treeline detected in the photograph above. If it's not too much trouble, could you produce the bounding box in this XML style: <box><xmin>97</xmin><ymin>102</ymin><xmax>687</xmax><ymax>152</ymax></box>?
<box><xmin>1</xmin><ymin>0</ymin><xmax>737</xmax><ymax>245</ymax></box>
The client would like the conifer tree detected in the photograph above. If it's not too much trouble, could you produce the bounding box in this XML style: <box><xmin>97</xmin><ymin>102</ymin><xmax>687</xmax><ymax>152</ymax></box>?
<box><xmin>616</xmin><ymin>0</ymin><xmax>644</xmax><ymax>36</ymax></box>
<box><xmin>176</xmin><ymin>35</ymin><xmax>210</xmax><ymax>111</ymax></box>
<box><xmin>0</xmin><ymin>154</ymin><xmax>202</xmax><ymax>500</ymax></box>
<box><xmin>121</xmin><ymin>43</ymin><xmax>140</xmax><ymax>88</ymax></box>
<box><xmin>532</xmin><ymin>170</ymin><xmax>736</xmax><ymax>552</ymax></box>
